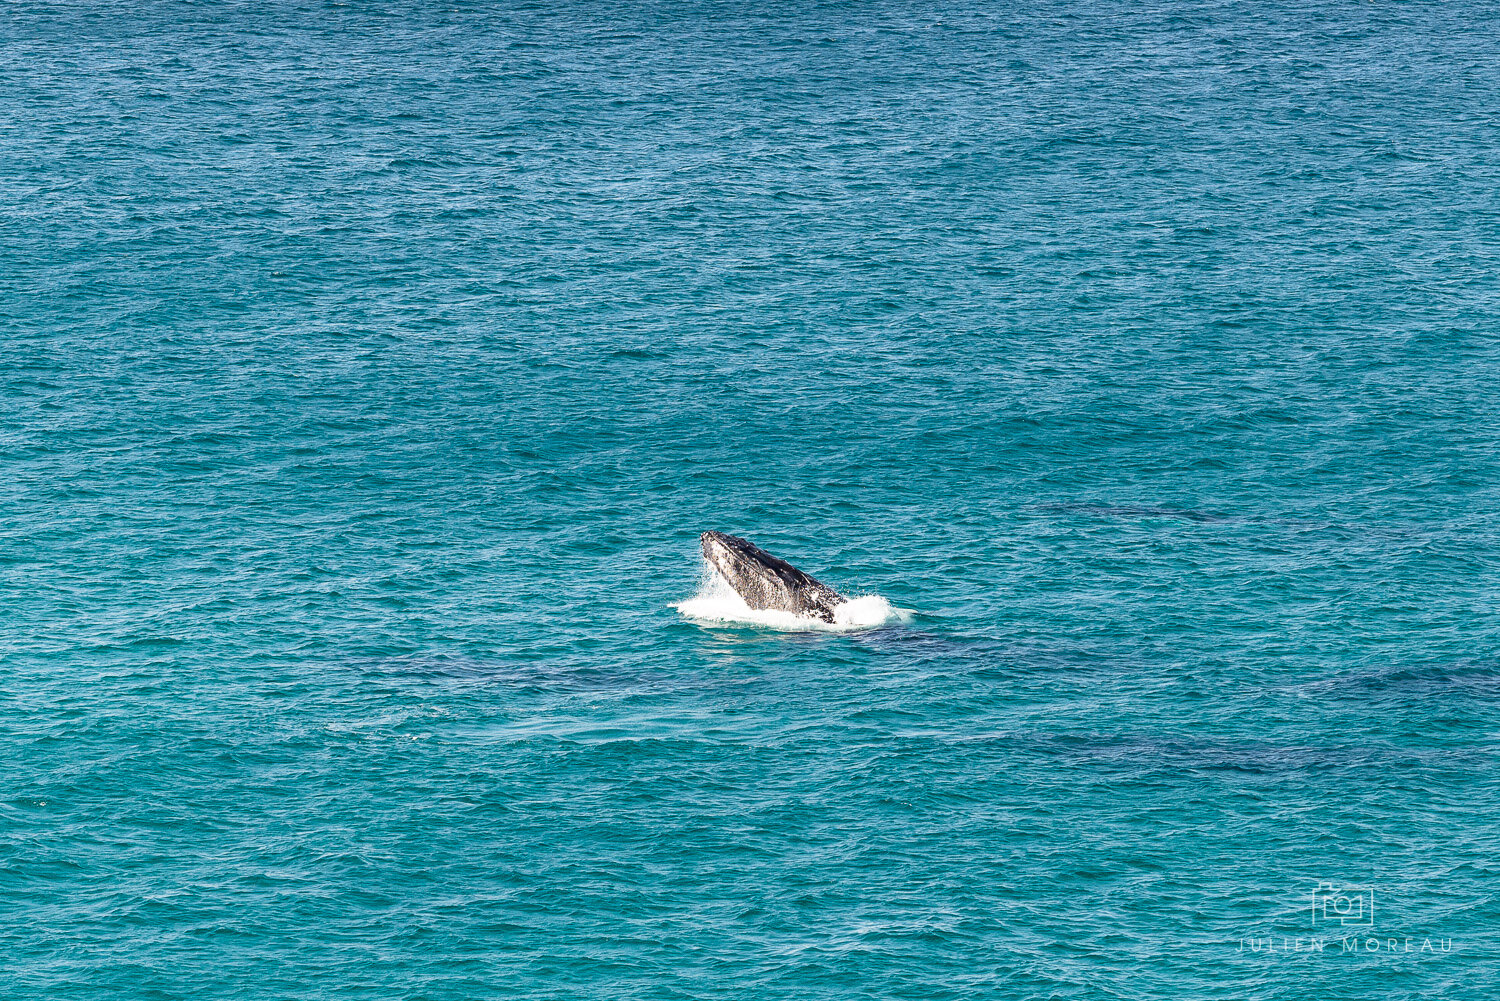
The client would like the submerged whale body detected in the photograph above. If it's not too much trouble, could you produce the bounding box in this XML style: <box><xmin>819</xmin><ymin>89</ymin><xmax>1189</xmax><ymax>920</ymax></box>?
<box><xmin>700</xmin><ymin>531</ymin><xmax>847</xmax><ymax>623</ymax></box>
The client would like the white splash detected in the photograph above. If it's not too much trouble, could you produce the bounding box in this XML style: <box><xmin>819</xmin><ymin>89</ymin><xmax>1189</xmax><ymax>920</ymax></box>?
<box><xmin>673</xmin><ymin>567</ymin><xmax>908</xmax><ymax>632</ymax></box>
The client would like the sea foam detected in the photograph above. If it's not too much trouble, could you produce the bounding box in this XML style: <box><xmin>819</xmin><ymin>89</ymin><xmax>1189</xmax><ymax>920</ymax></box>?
<box><xmin>673</xmin><ymin>566</ymin><xmax>907</xmax><ymax>632</ymax></box>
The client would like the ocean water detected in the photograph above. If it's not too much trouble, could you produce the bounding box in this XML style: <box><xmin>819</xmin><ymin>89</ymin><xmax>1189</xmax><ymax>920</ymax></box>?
<box><xmin>3</xmin><ymin>1</ymin><xmax>1499</xmax><ymax>997</ymax></box>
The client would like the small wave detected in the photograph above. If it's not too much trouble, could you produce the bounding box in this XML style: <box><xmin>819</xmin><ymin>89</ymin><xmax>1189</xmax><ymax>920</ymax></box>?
<box><xmin>673</xmin><ymin>569</ymin><xmax>908</xmax><ymax>632</ymax></box>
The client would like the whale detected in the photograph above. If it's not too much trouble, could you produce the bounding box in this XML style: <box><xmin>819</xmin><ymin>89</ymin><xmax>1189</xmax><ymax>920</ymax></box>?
<box><xmin>699</xmin><ymin>531</ymin><xmax>847</xmax><ymax>623</ymax></box>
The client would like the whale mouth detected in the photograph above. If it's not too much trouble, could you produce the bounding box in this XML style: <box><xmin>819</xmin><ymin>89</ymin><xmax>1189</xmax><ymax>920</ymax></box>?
<box><xmin>677</xmin><ymin>532</ymin><xmax>907</xmax><ymax>631</ymax></box>
<box><xmin>698</xmin><ymin>531</ymin><xmax>845</xmax><ymax>619</ymax></box>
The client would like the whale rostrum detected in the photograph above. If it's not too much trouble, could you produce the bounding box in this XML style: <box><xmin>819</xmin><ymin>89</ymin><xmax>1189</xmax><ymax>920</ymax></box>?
<box><xmin>700</xmin><ymin>531</ymin><xmax>846</xmax><ymax>623</ymax></box>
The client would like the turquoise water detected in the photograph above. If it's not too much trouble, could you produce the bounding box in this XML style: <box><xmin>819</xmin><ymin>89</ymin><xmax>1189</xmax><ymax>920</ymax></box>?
<box><xmin>4</xmin><ymin>1</ymin><xmax>1499</xmax><ymax>996</ymax></box>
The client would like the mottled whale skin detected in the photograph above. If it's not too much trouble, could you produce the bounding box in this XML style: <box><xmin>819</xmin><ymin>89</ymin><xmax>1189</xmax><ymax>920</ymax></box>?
<box><xmin>700</xmin><ymin>531</ymin><xmax>846</xmax><ymax>623</ymax></box>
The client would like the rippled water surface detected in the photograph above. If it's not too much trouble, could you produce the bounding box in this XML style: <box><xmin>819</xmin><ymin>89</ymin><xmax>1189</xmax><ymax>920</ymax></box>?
<box><xmin>4</xmin><ymin>2</ymin><xmax>1499</xmax><ymax>997</ymax></box>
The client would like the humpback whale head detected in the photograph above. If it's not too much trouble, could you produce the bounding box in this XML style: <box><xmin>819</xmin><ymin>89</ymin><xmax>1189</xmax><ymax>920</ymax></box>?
<box><xmin>699</xmin><ymin>531</ymin><xmax>846</xmax><ymax>623</ymax></box>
